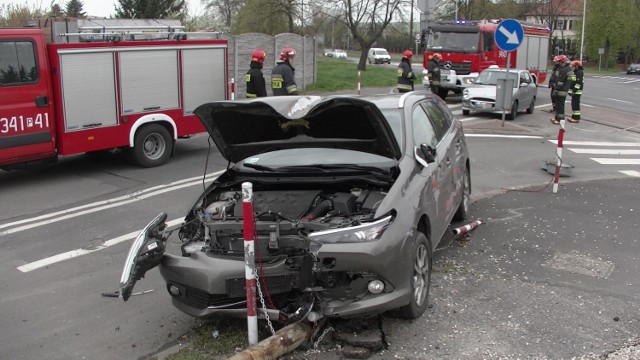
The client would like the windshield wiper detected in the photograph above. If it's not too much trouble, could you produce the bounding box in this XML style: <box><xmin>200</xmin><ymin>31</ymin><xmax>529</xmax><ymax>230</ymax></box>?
<box><xmin>281</xmin><ymin>164</ymin><xmax>390</xmax><ymax>175</ymax></box>
<box><xmin>242</xmin><ymin>163</ymin><xmax>275</xmax><ymax>172</ymax></box>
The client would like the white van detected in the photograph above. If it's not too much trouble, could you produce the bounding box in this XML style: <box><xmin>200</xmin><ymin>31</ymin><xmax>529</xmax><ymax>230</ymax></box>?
<box><xmin>367</xmin><ymin>48</ymin><xmax>391</xmax><ymax>64</ymax></box>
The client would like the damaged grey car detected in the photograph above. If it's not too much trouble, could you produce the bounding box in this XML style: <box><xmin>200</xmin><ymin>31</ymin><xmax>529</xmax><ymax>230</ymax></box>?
<box><xmin>120</xmin><ymin>92</ymin><xmax>471</xmax><ymax>322</ymax></box>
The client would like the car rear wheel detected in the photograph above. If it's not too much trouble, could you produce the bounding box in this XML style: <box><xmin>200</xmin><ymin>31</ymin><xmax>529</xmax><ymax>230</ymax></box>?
<box><xmin>462</xmin><ymin>109</ymin><xmax>470</xmax><ymax>116</ymax></box>
<box><xmin>130</xmin><ymin>124</ymin><xmax>173</xmax><ymax>167</ymax></box>
<box><xmin>506</xmin><ymin>100</ymin><xmax>518</xmax><ymax>120</ymax></box>
<box><xmin>526</xmin><ymin>97</ymin><xmax>535</xmax><ymax>114</ymax></box>
<box><xmin>453</xmin><ymin>166</ymin><xmax>470</xmax><ymax>221</ymax></box>
<box><xmin>397</xmin><ymin>232</ymin><xmax>432</xmax><ymax>319</ymax></box>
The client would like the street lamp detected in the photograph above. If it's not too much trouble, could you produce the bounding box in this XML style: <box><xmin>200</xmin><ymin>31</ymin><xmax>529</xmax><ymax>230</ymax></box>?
<box><xmin>579</xmin><ymin>0</ymin><xmax>586</xmax><ymax>61</ymax></box>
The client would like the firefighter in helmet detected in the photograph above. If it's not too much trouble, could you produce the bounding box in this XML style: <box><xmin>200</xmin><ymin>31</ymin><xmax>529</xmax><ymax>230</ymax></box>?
<box><xmin>548</xmin><ymin>55</ymin><xmax>562</xmax><ymax>113</ymax></box>
<box><xmin>567</xmin><ymin>60</ymin><xmax>584</xmax><ymax>123</ymax></box>
<box><xmin>550</xmin><ymin>55</ymin><xmax>571</xmax><ymax>125</ymax></box>
<box><xmin>271</xmin><ymin>47</ymin><xmax>298</xmax><ymax>96</ymax></box>
<box><xmin>246</xmin><ymin>49</ymin><xmax>267</xmax><ymax>98</ymax></box>
<box><xmin>427</xmin><ymin>53</ymin><xmax>443</xmax><ymax>97</ymax></box>
<box><xmin>397</xmin><ymin>50</ymin><xmax>417</xmax><ymax>93</ymax></box>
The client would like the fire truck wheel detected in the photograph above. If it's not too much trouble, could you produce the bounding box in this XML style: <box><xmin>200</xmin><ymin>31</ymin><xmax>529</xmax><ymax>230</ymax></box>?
<box><xmin>462</xmin><ymin>109</ymin><xmax>470</xmax><ymax>116</ymax></box>
<box><xmin>506</xmin><ymin>101</ymin><xmax>518</xmax><ymax>120</ymax></box>
<box><xmin>130</xmin><ymin>124</ymin><xmax>173</xmax><ymax>167</ymax></box>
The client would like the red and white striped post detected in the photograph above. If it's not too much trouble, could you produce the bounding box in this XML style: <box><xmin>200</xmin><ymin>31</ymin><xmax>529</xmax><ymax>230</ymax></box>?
<box><xmin>357</xmin><ymin>71</ymin><xmax>361</xmax><ymax>95</ymax></box>
<box><xmin>452</xmin><ymin>220</ymin><xmax>483</xmax><ymax>236</ymax></box>
<box><xmin>233</xmin><ymin>77</ymin><xmax>237</xmax><ymax>100</ymax></box>
<box><xmin>242</xmin><ymin>182</ymin><xmax>258</xmax><ymax>345</ymax></box>
<box><xmin>552</xmin><ymin>120</ymin><xmax>566</xmax><ymax>194</ymax></box>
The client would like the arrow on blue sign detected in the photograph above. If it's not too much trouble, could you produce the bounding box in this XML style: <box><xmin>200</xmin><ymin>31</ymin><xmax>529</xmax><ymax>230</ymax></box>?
<box><xmin>495</xmin><ymin>19</ymin><xmax>524</xmax><ymax>52</ymax></box>
<box><xmin>498</xmin><ymin>26</ymin><xmax>520</xmax><ymax>45</ymax></box>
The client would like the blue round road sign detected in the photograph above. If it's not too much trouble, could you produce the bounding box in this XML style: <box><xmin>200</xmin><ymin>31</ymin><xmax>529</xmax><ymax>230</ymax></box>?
<box><xmin>495</xmin><ymin>19</ymin><xmax>524</xmax><ymax>52</ymax></box>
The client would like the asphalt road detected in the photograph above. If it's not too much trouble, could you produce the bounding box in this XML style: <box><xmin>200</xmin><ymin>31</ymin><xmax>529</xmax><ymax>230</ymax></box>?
<box><xmin>1</xmin><ymin>74</ymin><xmax>639</xmax><ymax>359</ymax></box>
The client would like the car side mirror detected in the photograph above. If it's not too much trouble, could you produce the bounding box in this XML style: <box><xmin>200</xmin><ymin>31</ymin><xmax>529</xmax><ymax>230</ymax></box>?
<box><xmin>415</xmin><ymin>144</ymin><xmax>437</xmax><ymax>167</ymax></box>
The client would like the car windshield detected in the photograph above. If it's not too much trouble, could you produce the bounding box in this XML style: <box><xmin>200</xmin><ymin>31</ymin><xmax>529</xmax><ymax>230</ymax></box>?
<box><xmin>375</xmin><ymin>49</ymin><xmax>389</xmax><ymax>56</ymax></box>
<box><xmin>427</xmin><ymin>31</ymin><xmax>479</xmax><ymax>53</ymax></box>
<box><xmin>474</xmin><ymin>71</ymin><xmax>518</xmax><ymax>87</ymax></box>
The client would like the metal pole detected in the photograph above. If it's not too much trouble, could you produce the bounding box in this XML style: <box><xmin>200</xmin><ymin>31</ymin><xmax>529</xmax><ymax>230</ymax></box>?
<box><xmin>501</xmin><ymin>52</ymin><xmax>511</xmax><ymax>127</ymax></box>
<box><xmin>242</xmin><ymin>182</ymin><xmax>258</xmax><ymax>346</ymax></box>
<box><xmin>579</xmin><ymin>0</ymin><xmax>586</xmax><ymax>61</ymax></box>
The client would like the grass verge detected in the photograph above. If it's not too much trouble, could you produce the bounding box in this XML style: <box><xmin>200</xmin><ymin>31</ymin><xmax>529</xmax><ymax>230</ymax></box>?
<box><xmin>304</xmin><ymin>56</ymin><xmax>397</xmax><ymax>93</ymax></box>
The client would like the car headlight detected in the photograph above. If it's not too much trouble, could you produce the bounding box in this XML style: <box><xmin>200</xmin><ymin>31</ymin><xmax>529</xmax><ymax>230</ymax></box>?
<box><xmin>463</xmin><ymin>77</ymin><xmax>475</xmax><ymax>85</ymax></box>
<box><xmin>308</xmin><ymin>215</ymin><xmax>392</xmax><ymax>244</ymax></box>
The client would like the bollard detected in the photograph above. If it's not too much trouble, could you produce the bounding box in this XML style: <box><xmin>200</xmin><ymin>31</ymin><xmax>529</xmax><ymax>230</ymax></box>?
<box><xmin>232</xmin><ymin>77</ymin><xmax>236</xmax><ymax>100</ymax></box>
<box><xmin>452</xmin><ymin>220</ymin><xmax>483</xmax><ymax>236</ymax></box>
<box><xmin>228</xmin><ymin>322</ymin><xmax>312</xmax><ymax>360</ymax></box>
<box><xmin>357</xmin><ymin>71</ymin><xmax>361</xmax><ymax>95</ymax></box>
<box><xmin>242</xmin><ymin>182</ymin><xmax>258</xmax><ymax>346</ymax></box>
<box><xmin>552</xmin><ymin>119</ymin><xmax>565</xmax><ymax>193</ymax></box>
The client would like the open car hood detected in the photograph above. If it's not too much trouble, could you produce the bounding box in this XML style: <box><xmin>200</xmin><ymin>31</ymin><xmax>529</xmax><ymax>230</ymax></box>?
<box><xmin>194</xmin><ymin>96</ymin><xmax>402</xmax><ymax>163</ymax></box>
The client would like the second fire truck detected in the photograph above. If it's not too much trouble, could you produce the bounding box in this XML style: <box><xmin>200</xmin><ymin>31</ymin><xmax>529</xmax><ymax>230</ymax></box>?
<box><xmin>421</xmin><ymin>19</ymin><xmax>550</xmax><ymax>99</ymax></box>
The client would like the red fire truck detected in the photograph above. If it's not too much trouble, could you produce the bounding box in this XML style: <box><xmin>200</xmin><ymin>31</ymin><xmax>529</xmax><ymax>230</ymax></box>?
<box><xmin>421</xmin><ymin>19</ymin><xmax>550</xmax><ymax>99</ymax></box>
<box><xmin>0</xmin><ymin>27</ymin><xmax>228</xmax><ymax>170</ymax></box>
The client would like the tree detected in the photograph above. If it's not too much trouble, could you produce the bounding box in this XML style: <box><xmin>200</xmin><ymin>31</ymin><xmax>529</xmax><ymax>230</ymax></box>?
<box><xmin>115</xmin><ymin>0</ymin><xmax>187</xmax><ymax>19</ymax></box>
<box><xmin>49</xmin><ymin>2</ymin><xmax>65</xmax><ymax>17</ymax></box>
<box><xmin>584</xmin><ymin>0</ymin><xmax>637</xmax><ymax>68</ymax></box>
<box><xmin>204</xmin><ymin>0</ymin><xmax>244</xmax><ymax>30</ymax></box>
<box><xmin>334</xmin><ymin>0</ymin><xmax>404</xmax><ymax>70</ymax></box>
<box><xmin>233</xmin><ymin>0</ymin><xmax>298</xmax><ymax>34</ymax></box>
<box><xmin>0</xmin><ymin>3</ymin><xmax>46</xmax><ymax>27</ymax></box>
<box><xmin>65</xmin><ymin>0</ymin><xmax>86</xmax><ymax>18</ymax></box>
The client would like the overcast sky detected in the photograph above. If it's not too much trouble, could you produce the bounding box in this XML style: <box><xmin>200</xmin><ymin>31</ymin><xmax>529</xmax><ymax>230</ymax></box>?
<box><xmin>0</xmin><ymin>0</ymin><xmax>205</xmax><ymax>18</ymax></box>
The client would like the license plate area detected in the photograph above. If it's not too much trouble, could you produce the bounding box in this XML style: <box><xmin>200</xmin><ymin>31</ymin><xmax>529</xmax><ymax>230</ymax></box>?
<box><xmin>227</xmin><ymin>275</ymin><xmax>294</xmax><ymax>298</ymax></box>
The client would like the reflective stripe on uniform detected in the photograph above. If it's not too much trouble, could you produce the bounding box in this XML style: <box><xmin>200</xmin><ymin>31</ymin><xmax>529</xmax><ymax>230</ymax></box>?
<box><xmin>246</xmin><ymin>93</ymin><xmax>257</xmax><ymax>98</ymax></box>
<box><xmin>271</xmin><ymin>75</ymin><xmax>283</xmax><ymax>89</ymax></box>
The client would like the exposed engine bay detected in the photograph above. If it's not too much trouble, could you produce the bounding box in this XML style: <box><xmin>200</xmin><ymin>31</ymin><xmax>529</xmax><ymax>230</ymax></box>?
<box><xmin>178</xmin><ymin>186</ymin><xmax>388</xmax><ymax>258</ymax></box>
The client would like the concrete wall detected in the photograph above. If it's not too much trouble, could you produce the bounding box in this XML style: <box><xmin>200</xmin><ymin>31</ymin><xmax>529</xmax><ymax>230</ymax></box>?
<box><xmin>223</xmin><ymin>33</ymin><xmax>318</xmax><ymax>98</ymax></box>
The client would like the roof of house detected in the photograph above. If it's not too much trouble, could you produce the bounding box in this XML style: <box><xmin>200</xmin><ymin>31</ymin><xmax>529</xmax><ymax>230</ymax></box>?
<box><xmin>525</xmin><ymin>0</ymin><xmax>584</xmax><ymax>17</ymax></box>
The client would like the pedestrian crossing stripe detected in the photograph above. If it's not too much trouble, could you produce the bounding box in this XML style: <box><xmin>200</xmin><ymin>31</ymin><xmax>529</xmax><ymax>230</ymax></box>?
<box><xmin>620</xmin><ymin>170</ymin><xmax>640</xmax><ymax>177</ymax></box>
<box><xmin>569</xmin><ymin>149</ymin><xmax>640</xmax><ymax>155</ymax></box>
<box><xmin>591</xmin><ymin>158</ymin><xmax>640</xmax><ymax>165</ymax></box>
<box><xmin>548</xmin><ymin>140</ymin><xmax>640</xmax><ymax>147</ymax></box>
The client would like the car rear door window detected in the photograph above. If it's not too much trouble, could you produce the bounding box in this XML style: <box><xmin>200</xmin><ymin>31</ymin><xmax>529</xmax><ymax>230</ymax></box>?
<box><xmin>0</xmin><ymin>40</ymin><xmax>38</xmax><ymax>85</ymax></box>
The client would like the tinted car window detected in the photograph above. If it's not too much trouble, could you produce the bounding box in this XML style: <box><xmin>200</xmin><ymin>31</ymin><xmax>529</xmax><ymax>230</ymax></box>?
<box><xmin>0</xmin><ymin>41</ymin><xmax>38</xmax><ymax>85</ymax></box>
<box><xmin>422</xmin><ymin>100</ymin><xmax>450</xmax><ymax>141</ymax></box>
<box><xmin>412</xmin><ymin>105</ymin><xmax>438</xmax><ymax>148</ymax></box>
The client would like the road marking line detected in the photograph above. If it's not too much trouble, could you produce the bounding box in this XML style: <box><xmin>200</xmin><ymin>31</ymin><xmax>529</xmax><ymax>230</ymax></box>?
<box><xmin>0</xmin><ymin>171</ymin><xmax>223</xmax><ymax>236</ymax></box>
<box><xmin>620</xmin><ymin>170</ymin><xmax>640</xmax><ymax>177</ymax></box>
<box><xmin>465</xmin><ymin>134</ymin><xmax>543</xmax><ymax>139</ymax></box>
<box><xmin>607</xmin><ymin>98</ymin><xmax>633</xmax><ymax>104</ymax></box>
<box><xmin>16</xmin><ymin>218</ymin><xmax>184</xmax><ymax>273</ymax></box>
<box><xmin>549</xmin><ymin>140</ymin><xmax>640</xmax><ymax>147</ymax></box>
<box><xmin>568</xmin><ymin>149</ymin><xmax>640</xmax><ymax>155</ymax></box>
<box><xmin>591</xmin><ymin>158</ymin><xmax>640</xmax><ymax>165</ymax></box>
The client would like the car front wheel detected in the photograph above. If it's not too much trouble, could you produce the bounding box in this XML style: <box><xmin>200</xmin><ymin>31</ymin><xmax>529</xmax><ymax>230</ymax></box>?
<box><xmin>507</xmin><ymin>100</ymin><xmax>518</xmax><ymax>120</ymax></box>
<box><xmin>453</xmin><ymin>166</ymin><xmax>470</xmax><ymax>221</ymax></box>
<box><xmin>397</xmin><ymin>232</ymin><xmax>432</xmax><ymax>319</ymax></box>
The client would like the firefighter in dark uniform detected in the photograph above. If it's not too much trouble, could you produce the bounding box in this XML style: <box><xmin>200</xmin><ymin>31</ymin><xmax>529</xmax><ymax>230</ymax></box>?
<box><xmin>550</xmin><ymin>55</ymin><xmax>571</xmax><ymax>125</ymax></box>
<box><xmin>397</xmin><ymin>50</ymin><xmax>416</xmax><ymax>93</ymax></box>
<box><xmin>568</xmin><ymin>60</ymin><xmax>584</xmax><ymax>123</ymax></box>
<box><xmin>548</xmin><ymin>55</ymin><xmax>562</xmax><ymax>113</ymax></box>
<box><xmin>271</xmin><ymin>48</ymin><xmax>298</xmax><ymax>96</ymax></box>
<box><xmin>246</xmin><ymin>49</ymin><xmax>267</xmax><ymax>98</ymax></box>
<box><xmin>427</xmin><ymin>53</ymin><xmax>443</xmax><ymax>97</ymax></box>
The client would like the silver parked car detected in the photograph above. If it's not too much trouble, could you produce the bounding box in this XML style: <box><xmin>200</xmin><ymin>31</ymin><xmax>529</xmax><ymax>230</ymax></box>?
<box><xmin>462</xmin><ymin>67</ymin><xmax>537</xmax><ymax>120</ymax></box>
<box><xmin>120</xmin><ymin>92</ymin><xmax>471</xmax><ymax>322</ymax></box>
